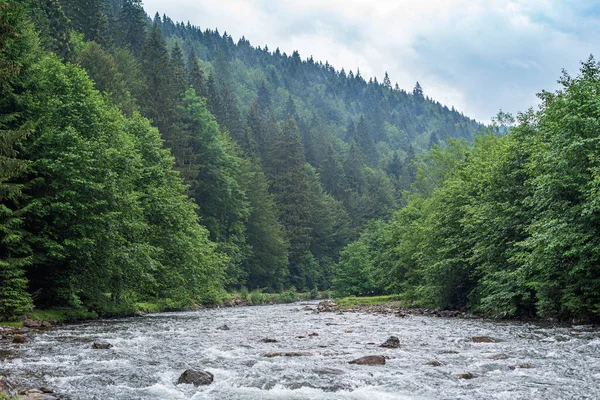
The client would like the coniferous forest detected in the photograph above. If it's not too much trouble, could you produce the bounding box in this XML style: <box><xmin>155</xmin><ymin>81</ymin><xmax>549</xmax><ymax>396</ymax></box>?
<box><xmin>1</xmin><ymin>0</ymin><xmax>598</xmax><ymax>322</ymax></box>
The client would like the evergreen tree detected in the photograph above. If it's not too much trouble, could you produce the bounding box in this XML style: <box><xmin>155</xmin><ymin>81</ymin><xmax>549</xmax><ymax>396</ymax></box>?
<box><xmin>0</xmin><ymin>0</ymin><xmax>36</xmax><ymax>318</ymax></box>
<box><xmin>59</xmin><ymin>0</ymin><xmax>107</xmax><ymax>42</ymax></box>
<box><xmin>140</xmin><ymin>22</ymin><xmax>176</xmax><ymax>141</ymax></box>
<box><xmin>115</xmin><ymin>0</ymin><xmax>147</xmax><ymax>54</ymax></box>
<box><xmin>241</xmin><ymin>158</ymin><xmax>289</xmax><ymax>290</ymax></box>
<box><xmin>267</xmin><ymin>118</ymin><xmax>313</xmax><ymax>290</ymax></box>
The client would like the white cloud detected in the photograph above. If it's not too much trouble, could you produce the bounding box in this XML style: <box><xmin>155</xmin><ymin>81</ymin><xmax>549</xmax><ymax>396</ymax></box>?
<box><xmin>142</xmin><ymin>0</ymin><xmax>600</xmax><ymax>123</ymax></box>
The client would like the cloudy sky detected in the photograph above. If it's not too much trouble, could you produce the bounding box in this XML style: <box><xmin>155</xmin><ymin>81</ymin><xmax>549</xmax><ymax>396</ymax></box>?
<box><xmin>142</xmin><ymin>0</ymin><xmax>599</xmax><ymax>123</ymax></box>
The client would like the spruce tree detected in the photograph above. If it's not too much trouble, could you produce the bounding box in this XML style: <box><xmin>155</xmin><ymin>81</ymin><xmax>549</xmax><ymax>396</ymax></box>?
<box><xmin>267</xmin><ymin>118</ymin><xmax>313</xmax><ymax>290</ymax></box>
<box><xmin>0</xmin><ymin>0</ymin><xmax>35</xmax><ymax>318</ymax></box>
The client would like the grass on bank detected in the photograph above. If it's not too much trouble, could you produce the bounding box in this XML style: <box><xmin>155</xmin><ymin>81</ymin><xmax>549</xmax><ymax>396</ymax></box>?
<box><xmin>334</xmin><ymin>294</ymin><xmax>410</xmax><ymax>308</ymax></box>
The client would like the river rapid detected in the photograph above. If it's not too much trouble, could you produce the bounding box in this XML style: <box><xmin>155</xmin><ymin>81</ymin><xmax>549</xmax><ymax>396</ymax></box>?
<box><xmin>1</xmin><ymin>302</ymin><xmax>599</xmax><ymax>399</ymax></box>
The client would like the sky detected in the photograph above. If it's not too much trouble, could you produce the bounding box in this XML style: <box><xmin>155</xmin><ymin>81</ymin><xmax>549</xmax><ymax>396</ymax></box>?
<box><xmin>142</xmin><ymin>0</ymin><xmax>600</xmax><ymax>123</ymax></box>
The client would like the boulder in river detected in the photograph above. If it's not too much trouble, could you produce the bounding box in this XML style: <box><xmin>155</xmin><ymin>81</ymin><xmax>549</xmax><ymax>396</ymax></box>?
<box><xmin>472</xmin><ymin>336</ymin><xmax>500</xmax><ymax>343</ymax></box>
<box><xmin>260</xmin><ymin>338</ymin><xmax>278</xmax><ymax>343</ymax></box>
<box><xmin>216</xmin><ymin>324</ymin><xmax>230</xmax><ymax>331</ymax></box>
<box><xmin>12</xmin><ymin>334</ymin><xmax>27</xmax><ymax>344</ymax></box>
<box><xmin>177</xmin><ymin>369</ymin><xmax>213</xmax><ymax>386</ymax></box>
<box><xmin>380</xmin><ymin>336</ymin><xmax>400</xmax><ymax>348</ymax></box>
<box><xmin>348</xmin><ymin>355</ymin><xmax>386</xmax><ymax>365</ymax></box>
<box><xmin>17</xmin><ymin>388</ymin><xmax>58</xmax><ymax>400</ymax></box>
<box><xmin>263</xmin><ymin>351</ymin><xmax>311</xmax><ymax>357</ymax></box>
<box><xmin>92</xmin><ymin>341</ymin><xmax>112</xmax><ymax>349</ymax></box>
<box><xmin>427</xmin><ymin>360</ymin><xmax>442</xmax><ymax>367</ymax></box>
<box><xmin>456</xmin><ymin>372</ymin><xmax>475</xmax><ymax>379</ymax></box>
<box><xmin>23</xmin><ymin>319</ymin><xmax>42</xmax><ymax>329</ymax></box>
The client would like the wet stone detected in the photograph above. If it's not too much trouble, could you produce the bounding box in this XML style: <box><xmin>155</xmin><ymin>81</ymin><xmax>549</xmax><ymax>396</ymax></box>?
<box><xmin>263</xmin><ymin>352</ymin><xmax>311</xmax><ymax>358</ymax></box>
<box><xmin>427</xmin><ymin>360</ymin><xmax>442</xmax><ymax>367</ymax></box>
<box><xmin>177</xmin><ymin>369</ymin><xmax>213</xmax><ymax>386</ymax></box>
<box><xmin>12</xmin><ymin>334</ymin><xmax>27</xmax><ymax>344</ymax></box>
<box><xmin>23</xmin><ymin>319</ymin><xmax>42</xmax><ymax>329</ymax></box>
<box><xmin>488</xmin><ymin>353</ymin><xmax>509</xmax><ymax>360</ymax></box>
<box><xmin>92</xmin><ymin>341</ymin><xmax>112</xmax><ymax>349</ymax></box>
<box><xmin>348</xmin><ymin>355</ymin><xmax>386</xmax><ymax>365</ymax></box>
<box><xmin>456</xmin><ymin>373</ymin><xmax>475</xmax><ymax>379</ymax></box>
<box><xmin>472</xmin><ymin>336</ymin><xmax>501</xmax><ymax>343</ymax></box>
<box><xmin>260</xmin><ymin>338</ymin><xmax>278</xmax><ymax>343</ymax></box>
<box><xmin>380</xmin><ymin>336</ymin><xmax>400</xmax><ymax>348</ymax></box>
<box><xmin>216</xmin><ymin>324</ymin><xmax>230</xmax><ymax>331</ymax></box>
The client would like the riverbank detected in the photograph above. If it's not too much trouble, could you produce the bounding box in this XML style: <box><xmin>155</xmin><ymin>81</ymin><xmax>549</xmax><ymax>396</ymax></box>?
<box><xmin>0</xmin><ymin>289</ymin><xmax>331</xmax><ymax>328</ymax></box>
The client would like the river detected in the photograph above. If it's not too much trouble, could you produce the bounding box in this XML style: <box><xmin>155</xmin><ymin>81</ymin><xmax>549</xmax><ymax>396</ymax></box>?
<box><xmin>1</xmin><ymin>302</ymin><xmax>599</xmax><ymax>399</ymax></box>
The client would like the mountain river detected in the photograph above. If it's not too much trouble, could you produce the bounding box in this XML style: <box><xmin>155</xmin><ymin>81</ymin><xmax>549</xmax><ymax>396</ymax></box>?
<box><xmin>1</xmin><ymin>302</ymin><xmax>599</xmax><ymax>399</ymax></box>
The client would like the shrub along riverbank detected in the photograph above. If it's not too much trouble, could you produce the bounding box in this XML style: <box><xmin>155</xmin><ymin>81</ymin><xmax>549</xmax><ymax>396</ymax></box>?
<box><xmin>0</xmin><ymin>288</ymin><xmax>330</xmax><ymax>326</ymax></box>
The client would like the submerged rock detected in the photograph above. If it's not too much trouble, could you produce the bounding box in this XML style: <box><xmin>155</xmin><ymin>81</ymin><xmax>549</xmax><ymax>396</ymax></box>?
<box><xmin>177</xmin><ymin>369</ymin><xmax>213</xmax><ymax>386</ymax></box>
<box><xmin>456</xmin><ymin>372</ymin><xmax>475</xmax><ymax>379</ymax></box>
<box><xmin>488</xmin><ymin>353</ymin><xmax>509</xmax><ymax>360</ymax></box>
<box><xmin>348</xmin><ymin>355</ymin><xmax>386</xmax><ymax>365</ymax></box>
<box><xmin>263</xmin><ymin>351</ymin><xmax>311</xmax><ymax>357</ymax></box>
<box><xmin>216</xmin><ymin>324</ymin><xmax>230</xmax><ymax>331</ymax></box>
<box><xmin>427</xmin><ymin>360</ymin><xmax>442</xmax><ymax>367</ymax></box>
<box><xmin>92</xmin><ymin>341</ymin><xmax>112</xmax><ymax>349</ymax></box>
<box><xmin>380</xmin><ymin>336</ymin><xmax>400</xmax><ymax>348</ymax></box>
<box><xmin>472</xmin><ymin>336</ymin><xmax>500</xmax><ymax>343</ymax></box>
<box><xmin>260</xmin><ymin>338</ymin><xmax>278</xmax><ymax>343</ymax></box>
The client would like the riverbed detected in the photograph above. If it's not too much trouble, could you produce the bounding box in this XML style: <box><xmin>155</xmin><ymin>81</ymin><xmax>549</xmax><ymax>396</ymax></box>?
<box><xmin>1</xmin><ymin>302</ymin><xmax>599</xmax><ymax>399</ymax></box>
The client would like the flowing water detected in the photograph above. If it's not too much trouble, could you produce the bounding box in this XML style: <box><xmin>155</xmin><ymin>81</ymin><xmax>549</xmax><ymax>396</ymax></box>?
<box><xmin>1</xmin><ymin>302</ymin><xmax>599</xmax><ymax>399</ymax></box>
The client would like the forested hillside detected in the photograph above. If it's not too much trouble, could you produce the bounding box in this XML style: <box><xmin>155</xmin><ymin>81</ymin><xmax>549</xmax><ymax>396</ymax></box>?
<box><xmin>0</xmin><ymin>0</ymin><xmax>483</xmax><ymax>319</ymax></box>
<box><xmin>334</xmin><ymin>58</ymin><xmax>600</xmax><ymax>321</ymax></box>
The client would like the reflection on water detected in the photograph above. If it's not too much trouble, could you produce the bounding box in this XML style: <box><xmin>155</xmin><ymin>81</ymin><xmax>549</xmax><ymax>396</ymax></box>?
<box><xmin>1</xmin><ymin>302</ymin><xmax>599</xmax><ymax>399</ymax></box>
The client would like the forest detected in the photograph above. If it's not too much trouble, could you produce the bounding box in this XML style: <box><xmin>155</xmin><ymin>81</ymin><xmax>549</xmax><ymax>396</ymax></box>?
<box><xmin>0</xmin><ymin>0</ymin><xmax>597</xmax><ymax>322</ymax></box>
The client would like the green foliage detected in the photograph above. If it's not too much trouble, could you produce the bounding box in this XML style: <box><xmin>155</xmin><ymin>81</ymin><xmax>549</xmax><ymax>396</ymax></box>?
<box><xmin>0</xmin><ymin>0</ymin><xmax>36</xmax><ymax>319</ymax></box>
<box><xmin>334</xmin><ymin>58</ymin><xmax>600</xmax><ymax>321</ymax></box>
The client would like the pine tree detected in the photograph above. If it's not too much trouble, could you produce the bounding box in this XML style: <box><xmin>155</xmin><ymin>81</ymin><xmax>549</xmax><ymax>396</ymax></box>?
<box><xmin>170</xmin><ymin>42</ymin><xmax>188</xmax><ymax>97</ymax></box>
<box><xmin>140</xmin><ymin>22</ymin><xmax>176</xmax><ymax>141</ymax></box>
<box><xmin>413</xmin><ymin>81</ymin><xmax>424</xmax><ymax>99</ymax></box>
<box><xmin>116</xmin><ymin>0</ymin><xmax>147</xmax><ymax>54</ymax></box>
<box><xmin>241</xmin><ymin>158</ymin><xmax>288</xmax><ymax>290</ymax></box>
<box><xmin>0</xmin><ymin>0</ymin><xmax>35</xmax><ymax>318</ymax></box>
<box><xmin>267</xmin><ymin>118</ymin><xmax>313</xmax><ymax>290</ymax></box>
<box><xmin>383</xmin><ymin>71</ymin><xmax>392</xmax><ymax>89</ymax></box>
<box><xmin>29</xmin><ymin>0</ymin><xmax>72</xmax><ymax>60</ymax></box>
<box><xmin>186</xmin><ymin>48</ymin><xmax>206</xmax><ymax>98</ymax></box>
<box><xmin>59</xmin><ymin>0</ymin><xmax>107</xmax><ymax>42</ymax></box>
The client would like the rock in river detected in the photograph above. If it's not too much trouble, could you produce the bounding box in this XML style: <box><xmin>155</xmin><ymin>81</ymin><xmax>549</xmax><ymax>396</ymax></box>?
<box><xmin>23</xmin><ymin>319</ymin><xmax>42</xmax><ymax>329</ymax></box>
<box><xmin>216</xmin><ymin>324</ymin><xmax>230</xmax><ymax>331</ymax></box>
<box><xmin>263</xmin><ymin>352</ymin><xmax>311</xmax><ymax>358</ymax></box>
<box><xmin>260</xmin><ymin>338</ymin><xmax>278</xmax><ymax>343</ymax></box>
<box><xmin>92</xmin><ymin>341</ymin><xmax>112</xmax><ymax>349</ymax></box>
<box><xmin>472</xmin><ymin>336</ymin><xmax>500</xmax><ymax>343</ymax></box>
<box><xmin>380</xmin><ymin>336</ymin><xmax>400</xmax><ymax>348</ymax></box>
<box><xmin>348</xmin><ymin>355</ymin><xmax>386</xmax><ymax>365</ymax></box>
<box><xmin>12</xmin><ymin>334</ymin><xmax>27</xmax><ymax>344</ymax></box>
<box><xmin>177</xmin><ymin>369</ymin><xmax>213</xmax><ymax>386</ymax></box>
